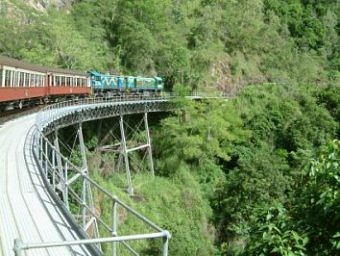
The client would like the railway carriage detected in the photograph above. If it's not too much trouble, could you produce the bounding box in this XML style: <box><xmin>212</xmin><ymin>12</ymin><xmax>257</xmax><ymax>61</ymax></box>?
<box><xmin>0</xmin><ymin>56</ymin><xmax>90</xmax><ymax>110</ymax></box>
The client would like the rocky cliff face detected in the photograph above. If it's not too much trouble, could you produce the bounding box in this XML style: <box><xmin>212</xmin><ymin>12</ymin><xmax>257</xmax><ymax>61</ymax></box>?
<box><xmin>21</xmin><ymin>0</ymin><xmax>73</xmax><ymax>11</ymax></box>
<box><xmin>0</xmin><ymin>0</ymin><xmax>74</xmax><ymax>22</ymax></box>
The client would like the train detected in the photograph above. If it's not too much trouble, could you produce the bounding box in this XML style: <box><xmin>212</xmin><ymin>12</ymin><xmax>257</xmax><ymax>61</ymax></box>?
<box><xmin>88</xmin><ymin>71</ymin><xmax>163</xmax><ymax>97</ymax></box>
<box><xmin>0</xmin><ymin>56</ymin><xmax>164</xmax><ymax>110</ymax></box>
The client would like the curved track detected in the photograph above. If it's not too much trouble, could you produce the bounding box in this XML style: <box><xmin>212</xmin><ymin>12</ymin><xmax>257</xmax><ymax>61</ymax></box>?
<box><xmin>0</xmin><ymin>114</ymin><xmax>89</xmax><ymax>256</ymax></box>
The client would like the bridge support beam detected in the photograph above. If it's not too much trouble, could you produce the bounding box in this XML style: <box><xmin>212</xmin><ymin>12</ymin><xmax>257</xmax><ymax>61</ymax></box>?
<box><xmin>144</xmin><ymin>112</ymin><xmax>155</xmax><ymax>176</ymax></box>
<box><xmin>119</xmin><ymin>115</ymin><xmax>134</xmax><ymax>195</ymax></box>
<box><xmin>77</xmin><ymin>123</ymin><xmax>99</xmax><ymax>242</ymax></box>
<box><xmin>117</xmin><ymin>112</ymin><xmax>155</xmax><ymax>195</ymax></box>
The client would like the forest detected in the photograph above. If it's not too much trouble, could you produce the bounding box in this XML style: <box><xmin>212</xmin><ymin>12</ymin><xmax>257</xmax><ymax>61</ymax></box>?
<box><xmin>0</xmin><ymin>0</ymin><xmax>339</xmax><ymax>255</ymax></box>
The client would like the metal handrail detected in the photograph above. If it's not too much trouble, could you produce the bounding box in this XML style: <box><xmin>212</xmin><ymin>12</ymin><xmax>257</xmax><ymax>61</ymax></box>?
<box><xmin>15</xmin><ymin>126</ymin><xmax>169</xmax><ymax>255</ymax></box>
<box><xmin>14</xmin><ymin>231</ymin><xmax>171</xmax><ymax>256</ymax></box>
<box><xmin>35</xmin><ymin>127</ymin><xmax>165</xmax><ymax>232</ymax></box>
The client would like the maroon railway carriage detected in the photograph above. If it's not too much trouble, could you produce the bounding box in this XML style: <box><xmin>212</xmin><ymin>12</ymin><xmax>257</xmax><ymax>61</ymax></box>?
<box><xmin>0</xmin><ymin>56</ymin><xmax>90</xmax><ymax>110</ymax></box>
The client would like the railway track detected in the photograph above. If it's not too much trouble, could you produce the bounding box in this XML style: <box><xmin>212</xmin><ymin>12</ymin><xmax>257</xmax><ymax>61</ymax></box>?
<box><xmin>0</xmin><ymin>106</ymin><xmax>43</xmax><ymax>125</ymax></box>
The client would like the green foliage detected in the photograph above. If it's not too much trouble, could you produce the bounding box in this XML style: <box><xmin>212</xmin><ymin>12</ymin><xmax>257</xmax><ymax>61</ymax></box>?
<box><xmin>315</xmin><ymin>83</ymin><xmax>340</xmax><ymax>136</ymax></box>
<box><xmin>237</xmin><ymin>140</ymin><xmax>340</xmax><ymax>255</ymax></box>
<box><xmin>90</xmin><ymin>169</ymin><xmax>216</xmax><ymax>255</ymax></box>
<box><xmin>153</xmin><ymin>99</ymin><xmax>247</xmax><ymax>198</ymax></box>
<box><xmin>235</xmin><ymin>84</ymin><xmax>337</xmax><ymax>152</ymax></box>
<box><xmin>210</xmin><ymin>84</ymin><xmax>338</xmax><ymax>255</ymax></box>
<box><xmin>293</xmin><ymin>140</ymin><xmax>340</xmax><ymax>254</ymax></box>
<box><xmin>1</xmin><ymin>1</ymin><xmax>108</xmax><ymax>70</ymax></box>
<box><xmin>1</xmin><ymin>0</ymin><xmax>338</xmax><ymax>88</ymax></box>
<box><xmin>243</xmin><ymin>203</ymin><xmax>308</xmax><ymax>256</ymax></box>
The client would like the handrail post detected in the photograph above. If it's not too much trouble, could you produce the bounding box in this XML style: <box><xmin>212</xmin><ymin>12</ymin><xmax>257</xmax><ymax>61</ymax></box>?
<box><xmin>112</xmin><ymin>197</ymin><xmax>118</xmax><ymax>256</ymax></box>
<box><xmin>162</xmin><ymin>230</ymin><xmax>171</xmax><ymax>256</ymax></box>
<box><xmin>44</xmin><ymin>139</ymin><xmax>48</xmax><ymax>177</ymax></box>
<box><xmin>52</xmin><ymin>148</ymin><xmax>56</xmax><ymax>190</ymax></box>
<box><xmin>64</xmin><ymin>160</ymin><xmax>69</xmax><ymax>210</ymax></box>
<box><xmin>39</xmin><ymin>135</ymin><xmax>43</xmax><ymax>165</ymax></box>
<box><xmin>13</xmin><ymin>238</ymin><xmax>23</xmax><ymax>256</ymax></box>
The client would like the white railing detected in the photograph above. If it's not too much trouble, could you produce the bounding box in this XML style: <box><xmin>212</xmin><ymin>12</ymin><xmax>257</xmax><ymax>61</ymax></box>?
<box><xmin>14</xmin><ymin>126</ymin><xmax>171</xmax><ymax>255</ymax></box>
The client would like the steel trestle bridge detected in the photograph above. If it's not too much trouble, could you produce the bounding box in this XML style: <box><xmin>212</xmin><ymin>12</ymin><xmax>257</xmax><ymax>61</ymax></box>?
<box><xmin>0</xmin><ymin>93</ymin><xmax>226</xmax><ymax>256</ymax></box>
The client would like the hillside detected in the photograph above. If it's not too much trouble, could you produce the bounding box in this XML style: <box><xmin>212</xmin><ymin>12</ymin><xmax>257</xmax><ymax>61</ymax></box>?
<box><xmin>0</xmin><ymin>0</ymin><xmax>339</xmax><ymax>255</ymax></box>
<box><xmin>0</xmin><ymin>0</ymin><xmax>339</xmax><ymax>92</ymax></box>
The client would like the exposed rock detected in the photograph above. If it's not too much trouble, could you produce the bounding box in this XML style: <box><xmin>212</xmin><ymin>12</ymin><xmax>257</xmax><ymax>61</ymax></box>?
<box><xmin>14</xmin><ymin>0</ymin><xmax>73</xmax><ymax>11</ymax></box>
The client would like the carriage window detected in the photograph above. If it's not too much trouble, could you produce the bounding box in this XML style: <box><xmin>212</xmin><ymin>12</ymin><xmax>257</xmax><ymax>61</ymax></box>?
<box><xmin>38</xmin><ymin>75</ymin><xmax>41</xmax><ymax>87</ymax></box>
<box><xmin>19</xmin><ymin>72</ymin><xmax>24</xmax><ymax>87</ymax></box>
<box><xmin>0</xmin><ymin>69</ymin><xmax>2</xmax><ymax>87</ymax></box>
<box><xmin>24</xmin><ymin>73</ymin><xmax>29</xmax><ymax>87</ymax></box>
<box><xmin>35</xmin><ymin>75</ymin><xmax>40</xmax><ymax>87</ymax></box>
<box><xmin>5</xmin><ymin>70</ymin><xmax>10</xmax><ymax>87</ymax></box>
<box><xmin>37</xmin><ymin>75</ymin><xmax>41</xmax><ymax>87</ymax></box>
<box><xmin>35</xmin><ymin>75</ymin><xmax>39</xmax><ymax>87</ymax></box>
<box><xmin>29</xmin><ymin>74</ymin><xmax>34</xmax><ymax>87</ymax></box>
<box><xmin>56</xmin><ymin>76</ymin><xmax>60</xmax><ymax>86</ymax></box>
<box><xmin>13</xmin><ymin>71</ymin><xmax>19</xmax><ymax>87</ymax></box>
<box><xmin>10</xmin><ymin>71</ymin><xmax>14</xmax><ymax>87</ymax></box>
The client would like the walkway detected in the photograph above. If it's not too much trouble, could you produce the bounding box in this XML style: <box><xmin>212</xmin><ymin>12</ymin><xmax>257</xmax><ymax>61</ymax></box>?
<box><xmin>0</xmin><ymin>114</ymin><xmax>89</xmax><ymax>256</ymax></box>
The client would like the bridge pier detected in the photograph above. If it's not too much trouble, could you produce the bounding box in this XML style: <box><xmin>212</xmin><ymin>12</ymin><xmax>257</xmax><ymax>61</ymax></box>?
<box><xmin>119</xmin><ymin>115</ymin><xmax>134</xmax><ymax>195</ymax></box>
<box><xmin>51</xmin><ymin>124</ymin><xmax>99</xmax><ymax>241</ymax></box>
<box><xmin>117</xmin><ymin>112</ymin><xmax>155</xmax><ymax>195</ymax></box>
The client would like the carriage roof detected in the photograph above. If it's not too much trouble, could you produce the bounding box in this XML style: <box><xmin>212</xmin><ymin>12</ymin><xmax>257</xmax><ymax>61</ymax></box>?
<box><xmin>0</xmin><ymin>55</ymin><xmax>87</xmax><ymax>76</ymax></box>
